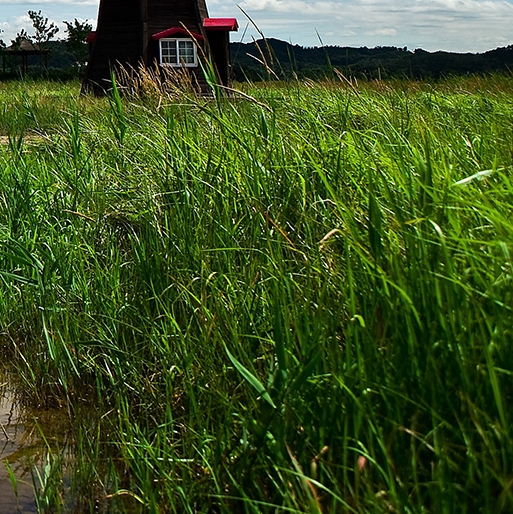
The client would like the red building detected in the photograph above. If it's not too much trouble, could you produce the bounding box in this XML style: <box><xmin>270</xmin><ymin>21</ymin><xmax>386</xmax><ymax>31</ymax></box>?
<box><xmin>82</xmin><ymin>0</ymin><xmax>237</xmax><ymax>94</ymax></box>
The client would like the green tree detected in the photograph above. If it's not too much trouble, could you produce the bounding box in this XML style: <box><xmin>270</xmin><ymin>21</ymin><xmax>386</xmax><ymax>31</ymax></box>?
<box><xmin>28</xmin><ymin>10</ymin><xmax>59</xmax><ymax>49</ymax></box>
<box><xmin>27</xmin><ymin>10</ymin><xmax>59</xmax><ymax>70</ymax></box>
<box><xmin>64</xmin><ymin>19</ymin><xmax>93</xmax><ymax>71</ymax></box>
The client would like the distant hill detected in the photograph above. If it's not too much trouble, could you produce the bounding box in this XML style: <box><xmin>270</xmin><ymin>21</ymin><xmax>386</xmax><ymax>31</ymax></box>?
<box><xmin>230</xmin><ymin>38</ymin><xmax>513</xmax><ymax>80</ymax></box>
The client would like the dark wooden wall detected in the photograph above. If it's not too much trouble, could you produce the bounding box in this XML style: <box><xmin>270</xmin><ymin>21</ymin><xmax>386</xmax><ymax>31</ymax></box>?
<box><xmin>207</xmin><ymin>31</ymin><xmax>230</xmax><ymax>86</ymax></box>
<box><xmin>147</xmin><ymin>0</ymin><xmax>207</xmax><ymax>34</ymax></box>
<box><xmin>84</xmin><ymin>0</ymin><xmax>144</xmax><ymax>91</ymax></box>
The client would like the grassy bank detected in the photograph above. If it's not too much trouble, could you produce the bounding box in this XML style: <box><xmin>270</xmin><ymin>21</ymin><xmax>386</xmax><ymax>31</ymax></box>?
<box><xmin>0</xmin><ymin>75</ymin><xmax>512</xmax><ymax>512</ymax></box>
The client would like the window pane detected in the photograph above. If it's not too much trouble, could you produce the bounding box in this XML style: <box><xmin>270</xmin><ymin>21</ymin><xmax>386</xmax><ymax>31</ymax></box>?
<box><xmin>178</xmin><ymin>40</ymin><xmax>195</xmax><ymax>64</ymax></box>
<box><xmin>161</xmin><ymin>40</ymin><xmax>177</xmax><ymax>64</ymax></box>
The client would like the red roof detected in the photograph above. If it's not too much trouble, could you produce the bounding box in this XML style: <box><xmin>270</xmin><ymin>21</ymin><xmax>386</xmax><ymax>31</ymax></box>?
<box><xmin>151</xmin><ymin>27</ymin><xmax>204</xmax><ymax>41</ymax></box>
<box><xmin>203</xmin><ymin>18</ymin><xmax>238</xmax><ymax>31</ymax></box>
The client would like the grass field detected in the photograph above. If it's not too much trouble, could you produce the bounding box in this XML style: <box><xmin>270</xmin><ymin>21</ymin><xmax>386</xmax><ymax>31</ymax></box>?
<box><xmin>0</xmin><ymin>74</ymin><xmax>512</xmax><ymax>513</ymax></box>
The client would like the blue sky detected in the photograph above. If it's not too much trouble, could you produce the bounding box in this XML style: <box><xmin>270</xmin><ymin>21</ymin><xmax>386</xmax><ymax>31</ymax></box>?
<box><xmin>0</xmin><ymin>0</ymin><xmax>512</xmax><ymax>52</ymax></box>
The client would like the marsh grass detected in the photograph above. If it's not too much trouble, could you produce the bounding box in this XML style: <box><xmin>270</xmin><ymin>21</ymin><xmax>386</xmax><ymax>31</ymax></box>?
<box><xmin>0</xmin><ymin>73</ymin><xmax>512</xmax><ymax>512</ymax></box>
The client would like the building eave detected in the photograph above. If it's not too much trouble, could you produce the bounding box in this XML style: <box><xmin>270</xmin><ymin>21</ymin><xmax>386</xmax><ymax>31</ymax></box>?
<box><xmin>151</xmin><ymin>27</ymin><xmax>204</xmax><ymax>41</ymax></box>
<box><xmin>203</xmin><ymin>18</ymin><xmax>238</xmax><ymax>31</ymax></box>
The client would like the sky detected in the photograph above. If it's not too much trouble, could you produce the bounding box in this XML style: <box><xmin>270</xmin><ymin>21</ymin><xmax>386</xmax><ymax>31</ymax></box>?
<box><xmin>0</xmin><ymin>0</ymin><xmax>512</xmax><ymax>53</ymax></box>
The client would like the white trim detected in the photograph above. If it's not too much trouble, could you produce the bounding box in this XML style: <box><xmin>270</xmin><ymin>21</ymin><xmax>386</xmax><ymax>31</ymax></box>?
<box><xmin>159</xmin><ymin>38</ymin><xmax>198</xmax><ymax>67</ymax></box>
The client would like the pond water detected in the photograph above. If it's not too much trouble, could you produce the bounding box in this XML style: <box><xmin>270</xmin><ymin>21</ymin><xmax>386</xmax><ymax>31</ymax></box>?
<box><xmin>0</xmin><ymin>372</ymin><xmax>73</xmax><ymax>513</ymax></box>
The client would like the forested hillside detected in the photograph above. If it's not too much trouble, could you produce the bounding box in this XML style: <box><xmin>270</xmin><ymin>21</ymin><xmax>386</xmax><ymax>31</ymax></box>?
<box><xmin>231</xmin><ymin>38</ymin><xmax>513</xmax><ymax>80</ymax></box>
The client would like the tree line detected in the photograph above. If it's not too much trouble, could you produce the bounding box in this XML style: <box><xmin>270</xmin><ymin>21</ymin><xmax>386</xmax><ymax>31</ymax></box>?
<box><xmin>0</xmin><ymin>10</ymin><xmax>91</xmax><ymax>75</ymax></box>
<box><xmin>231</xmin><ymin>38</ymin><xmax>513</xmax><ymax>81</ymax></box>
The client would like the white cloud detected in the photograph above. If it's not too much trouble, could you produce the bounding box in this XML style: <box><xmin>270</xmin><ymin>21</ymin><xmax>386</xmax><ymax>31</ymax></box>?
<box><xmin>0</xmin><ymin>0</ymin><xmax>512</xmax><ymax>52</ymax></box>
<box><xmin>14</xmin><ymin>14</ymin><xmax>31</xmax><ymax>25</ymax></box>
<box><xmin>235</xmin><ymin>0</ymin><xmax>513</xmax><ymax>51</ymax></box>
<box><xmin>366</xmin><ymin>28</ymin><xmax>397</xmax><ymax>37</ymax></box>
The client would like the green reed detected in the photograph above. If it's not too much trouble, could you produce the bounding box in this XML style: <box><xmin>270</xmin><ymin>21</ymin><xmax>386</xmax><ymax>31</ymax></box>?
<box><xmin>0</xmin><ymin>74</ymin><xmax>512</xmax><ymax>512</ymax></box>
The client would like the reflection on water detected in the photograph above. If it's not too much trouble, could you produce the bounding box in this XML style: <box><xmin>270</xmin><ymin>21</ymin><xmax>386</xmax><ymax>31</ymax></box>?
<box><xmin>0</xmin><ymin>371</ymin><xmax>73</xmax><ymax>514</ymax></box>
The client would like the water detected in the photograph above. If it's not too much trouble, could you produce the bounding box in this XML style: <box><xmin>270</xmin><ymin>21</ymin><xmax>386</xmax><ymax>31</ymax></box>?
<box><xmin>0</xmin><ymin>373</ymin><xmax>73</xmax><ymax>513</ymax></box>
<box><xmin>0</xmin><ymin>369</ymin><xmax>139</xmax><ymax>513</ymax></box>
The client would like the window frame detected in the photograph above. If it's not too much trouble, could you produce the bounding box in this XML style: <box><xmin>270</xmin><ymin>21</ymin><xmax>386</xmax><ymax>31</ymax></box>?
<box><xmin>159</xmin><ymin>38</ymin><xmax>198</xmax><ymax>68</ymax></box>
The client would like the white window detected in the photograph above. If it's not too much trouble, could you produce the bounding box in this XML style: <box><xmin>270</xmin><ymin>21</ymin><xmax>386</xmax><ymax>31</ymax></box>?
<box><xmin>160</xmin><ymin>38</ymin><xmax>197</xmax><ymax>67</ymax></box>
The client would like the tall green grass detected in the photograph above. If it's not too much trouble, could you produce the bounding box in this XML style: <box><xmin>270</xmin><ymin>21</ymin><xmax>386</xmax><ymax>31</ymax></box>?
<box><xmin>0</xmin><ymin>74</ymin><xmax>512</xmax><ymax>512</ymax></box>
